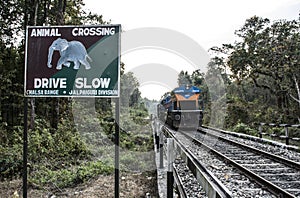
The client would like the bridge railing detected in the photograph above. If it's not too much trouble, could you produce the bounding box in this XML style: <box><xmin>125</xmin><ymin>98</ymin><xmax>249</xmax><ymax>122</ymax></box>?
<box><xmin>258</xmin><ymin>123</ymin><xmax>300</xmax><ymax>145</ymax></box>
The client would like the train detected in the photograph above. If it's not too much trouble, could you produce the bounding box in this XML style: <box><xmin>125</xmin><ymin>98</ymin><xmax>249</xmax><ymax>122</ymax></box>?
<box><xmin>157</xmin><ymin>84</ymin><xmax>203</xmax><ymax>130</ymax></box>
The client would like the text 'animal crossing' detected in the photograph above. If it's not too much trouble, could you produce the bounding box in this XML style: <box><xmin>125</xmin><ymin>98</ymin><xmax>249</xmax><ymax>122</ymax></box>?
<box><xmin>34</xmin><ymin>77</ymin><xmax>111</xmax><ymax>89</ymax></box>
<box><xmin>30</xmin><ymin>27</ymin><xmax>116</xmax><ymax>37</ymax></box>
<box><xmin>72</xmin><ymin>27</ymin><xmax>116</xmax><ymax>36</ymax></box>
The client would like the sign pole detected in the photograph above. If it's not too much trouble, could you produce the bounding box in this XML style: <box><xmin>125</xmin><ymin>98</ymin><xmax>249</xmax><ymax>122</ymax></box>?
<box><xmin>167</xmin><ymin>138</ymin><xmax>174</xmax><ymax>198</ymax></box>
<box><xmin>23</xmin><ymin>97</ymin><xmax>28</xmax><ymax>198</ymax></box>
<box><xmin>115</xmin><ymin>97</ymin><xmax>120</xmax><ymax>198</ymax></box>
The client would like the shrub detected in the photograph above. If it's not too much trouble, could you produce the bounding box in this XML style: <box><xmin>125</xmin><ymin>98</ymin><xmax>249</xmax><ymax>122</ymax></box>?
<box><xmin>29</xmin><ymin>160</ymin><xmax>113</xmax><ymax>189</ymax></box>
<box><xmin>232</xmin><ymin>122</ymin><xmax>256</xmax><ymax>136</ymax></box>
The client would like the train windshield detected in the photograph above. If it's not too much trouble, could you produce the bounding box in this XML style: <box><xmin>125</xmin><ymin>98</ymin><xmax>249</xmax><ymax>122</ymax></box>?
<box><xmin>179</xmin><ymin>101</ymin><xmax>197</xmax><ymax>110</ymax></box>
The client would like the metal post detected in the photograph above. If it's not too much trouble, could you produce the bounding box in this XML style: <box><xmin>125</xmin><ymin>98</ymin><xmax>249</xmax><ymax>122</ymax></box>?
<box><xmin>159</xmin><ymin>130</ymin><xmax>164</xmax><ymax>168</ymax></box>
<box><xmin>167</xmin><ymin>138</ymin><xmax>174</xmax><ymax>198</ymax></box>
<box><xmin>259</xmin><ymin>125</ymin><xmax>262</xmax><ymax>138</ymax></box>
<box><xmin>23</xmin><ymin>1</ymin><xmax>28</xmax><ymax>195</ymax></box>
<box><xmin>156</xmin><ymin>132</ymin><xmax>160</xmax><ymax>151</ymax></box>
<box><xmin>259</xmin><ymin>123</ymin><xmax>265</xmax><ymax>139</ymax></box>
<box><xmin>23</xmin><ymin>98</ymin><xmax>28</xmax><ymax>198</ymax></box>
<box><xmin>154</xmin><ymin>122</ymin><xmax>159</xmax><ymax>151</ymax></box>
<box><xmin>284</xmin><ymin>126</ymin><xmax>289</xmax><ymax>145</ymax></box>
<box><xmin>115</xmin><ymin>98</ymin><xmax>120</xmax><ymax>198</ymax></box>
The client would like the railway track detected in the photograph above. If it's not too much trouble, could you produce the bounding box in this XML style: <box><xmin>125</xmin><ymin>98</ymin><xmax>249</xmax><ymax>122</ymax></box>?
<box><xmin>201</xmin><ymin>126</ymin><xmax>300</xmax><ymax>162</ymax></box>
<box><xmin>173</xmin><ymin>158</ymin><xmax>208</xmax><ymax>198</ymax></box>
<box><xmin>156</xmin><ymin>119</ymin><xmax>300</xmax><ymax>198</ymax></box>
<box><xmin>178</xmin><ymin>127</ymin><xmax>300</xmax><ymax>197</ymax></box>
<box><xmin>161</xmin><ymin>125</ymin><xmax>232</xmax><ymax>197</ymax></box>
<box><xmin>164</xmin><ymin>129</ymin><xmax>272</xmax><ymax>197</ymax></box>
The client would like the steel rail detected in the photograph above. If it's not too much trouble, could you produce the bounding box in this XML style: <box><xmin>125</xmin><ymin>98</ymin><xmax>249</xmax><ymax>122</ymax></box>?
<box><xmin>163</xmin><ymin>126</ymin><xmax>232</xmax><ymax>198</ymax></box>
<box><xmin>172</xmin><ymin>164</ymin><xmax>187</xmax><ymax>198</ymax></box>
<box><xmin>181</xmin><ymin>130</ymin><xmax>296</xmax><ymax>198</ymax></box>
<box><xmin>171</xmin><ymin>110</ymin><xmax>203</xmax><ymax>113</ymax></box>
<box><xmin>200</xmin><ymin>127</ymin><xmax>300</xmax><ymax>171</ymax></box>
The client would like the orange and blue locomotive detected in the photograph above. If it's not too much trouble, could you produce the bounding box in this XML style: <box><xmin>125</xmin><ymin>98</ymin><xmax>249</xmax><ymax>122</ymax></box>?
<box><xmin>158</xmin><ymin>85</ymin><xmax>203</xmax><ymax>130</ymax></box>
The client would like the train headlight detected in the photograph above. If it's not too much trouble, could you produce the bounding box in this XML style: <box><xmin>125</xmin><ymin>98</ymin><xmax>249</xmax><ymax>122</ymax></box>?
<box><xmin>175</xmin><ymin>114</ymin><xmax>181</xmax><ymax>121</ymax></box>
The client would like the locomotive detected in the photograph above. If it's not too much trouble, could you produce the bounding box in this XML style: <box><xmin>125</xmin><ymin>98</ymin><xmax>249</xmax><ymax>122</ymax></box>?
<box><xmin>157</xmin><ymin>84</ymin><xmax>203</xmax><ymax>130</ymax></box>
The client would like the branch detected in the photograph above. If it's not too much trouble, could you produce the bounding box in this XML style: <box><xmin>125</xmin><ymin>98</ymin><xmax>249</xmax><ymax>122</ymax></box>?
<box><xmin>290</xmin><ymin>75</ymin><xmax>300</xmax><ymax>107</ymax></box>
<box><xmin>290</xmin><ymin>94</ymin><xmax>300</xmax><ymax>103</ymax></box>
<box><xmin>294</xmin><ymin>75</ymin><xmax>300</xmax><ymax>100</ymax></box>
<box><xmin>251</xmin><ymin>76</ymin><xmax>274</xmax><ymax>94</ymax></box>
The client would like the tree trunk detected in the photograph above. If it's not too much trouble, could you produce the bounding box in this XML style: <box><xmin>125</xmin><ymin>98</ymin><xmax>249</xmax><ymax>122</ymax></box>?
<box><xmin>290</xmin><ymin>75</ymin><xmax>300</xmax><ymax>123</ymax></box>
<box><xmin>43</xmin><ymin>0</ymin><xmax>51</xmax><ymax>25</ymax></box>
<box><xmin>56</xmin><ymin>0</ymin><xmax>66</xmax><ymax>25</ymax></box>
<box><xmin>51</xmin><ymin>98</ymin><xmax>59</xmax><ymax>130</ymax></box>
<box><xmin>49</xmin><ymin>0</ymin><xmax>67</xmax><ymax>130</ymax></box>
<box><xmin>28</xmin><ymin>0</ymin><xmax>39</xmax><ymax>130</ymax></box>
<box><xmin>29</xmin><ymin>99</ymin><xmax>35</xmax><ymax>129</ymax></box>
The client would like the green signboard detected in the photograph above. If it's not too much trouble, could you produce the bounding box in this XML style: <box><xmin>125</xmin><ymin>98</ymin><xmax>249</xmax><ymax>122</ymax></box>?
<box><xmin>24</xmin><ymin>25</ymin><xmax>121</xmax><ymax>97</ymax></box>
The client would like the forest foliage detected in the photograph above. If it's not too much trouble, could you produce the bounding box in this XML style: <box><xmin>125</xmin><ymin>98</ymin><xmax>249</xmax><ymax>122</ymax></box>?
<box><xmin>178</xmin><ymin>14</ymin><xmax>300</xmax><ymax>138</ymax></box>
<box><xmin>0</xmin><ymin>0</ymin><xmax>299</xmax><ymax>190</ymax></box>
<box><xmin>0</xmin><ymin>0</ymin><xmax>152</xmax><ymax>190</ymax></box>
<box><xmin>209</xmin><ymin>15</ymin><xmax>300</xmax><ymax>127</ymax></box>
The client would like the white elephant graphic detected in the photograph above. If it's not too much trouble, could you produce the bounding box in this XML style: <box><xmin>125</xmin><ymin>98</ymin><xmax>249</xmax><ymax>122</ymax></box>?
<box><xmin>47</xmin><ymin>38</ymin><xmax>92</xmax><ymax>70</ymax></box>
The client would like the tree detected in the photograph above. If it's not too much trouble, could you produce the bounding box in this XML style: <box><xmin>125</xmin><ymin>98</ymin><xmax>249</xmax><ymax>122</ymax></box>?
<box><xmin>177</xmin><ymin>70</ymin><xmax>192</xmax><ymax>86</ymax></box>
<box><xmin>0</xmin><ymin>0</ymin><xmax>24</xmax><ymax>45</ymax></box>
<box><xmin>129</xmin><ymin>88</ymin><xmax>142</xmax><ymax>107</ymax></box>
<box><xmin>120</xmin><ymin>72</ymin><xmax>140</xmax><ymax>108</ymax></box>
<box><xmin>210</xmin><ymin>15</ymin><xmax>300</xmax><ymax>124</ymax></box>
<box><xmin>232</xmin><ymin>17</ymin><xmax>299</xmax><ymax>108</ymax></box>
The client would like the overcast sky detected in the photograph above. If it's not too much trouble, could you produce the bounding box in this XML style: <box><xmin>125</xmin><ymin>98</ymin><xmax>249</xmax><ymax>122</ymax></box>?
<box><xmin>84</xmin><ymin>0</ymin><xmax>299</xmax><ymax>100</ymax></box>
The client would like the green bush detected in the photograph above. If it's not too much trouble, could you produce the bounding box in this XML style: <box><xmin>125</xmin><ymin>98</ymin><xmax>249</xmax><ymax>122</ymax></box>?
<box><xmin>232</xmin><ymin>122</ymin><xmax>256</xmax><ymax>136</ymax></box>
<box><xmin>0</xmin><ymin>144</ymin><xmax>23</xmax><ymax>180</ymax></box>
<box><xmin>30</xmin><ymin>160</ymin><xmax>113</xmax><ymax>188</ymax></box>
<box><xmin>27</xmin><ymin>118</ymin><xmax>90</xmax><ymax>164</ymax></box>
<box><xmin>0</xmin><ymin>95</ymin><xmax>153</xmax><ymax>190</ymax></box>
